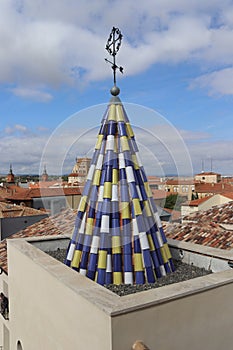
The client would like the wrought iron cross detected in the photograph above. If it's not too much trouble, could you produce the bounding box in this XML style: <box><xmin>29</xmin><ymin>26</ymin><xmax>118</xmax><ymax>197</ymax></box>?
<box><xmin>105</xmin><ymin>27</ymin><xmax>123</xmax><ymax>86</ymax></box>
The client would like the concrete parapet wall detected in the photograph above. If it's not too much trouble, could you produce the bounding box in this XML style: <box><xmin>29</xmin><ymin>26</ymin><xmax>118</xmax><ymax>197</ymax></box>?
<box><xmin>6</xmin><ymin>237</ymin><xmax>233</xmax><ymax>350</ymax></box>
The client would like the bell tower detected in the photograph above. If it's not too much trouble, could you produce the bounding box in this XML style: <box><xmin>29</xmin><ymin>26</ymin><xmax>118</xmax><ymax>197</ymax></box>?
<box><xmin>41</xmin><ymin>165</ymin><xmax>49</xmax><ymax>182</ymax></box>
<box><xmin>7</xmin><ymin>164</ymin><xmax>15</xmax><ymax>184</ymax></box>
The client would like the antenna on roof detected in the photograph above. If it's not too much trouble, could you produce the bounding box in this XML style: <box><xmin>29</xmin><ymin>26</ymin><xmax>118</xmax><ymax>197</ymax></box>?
<box><xmin>210</xmin><ymin>157</ymin><xmax>213</xmax><ymax>172</ymax></box>
<box><xmin>105</xmin><ymin>27</ymin><xmax>124</xmax><ymax>96</ymax></box>
<box><xmin>201</xmin><ymin>159</ymin><xmax>204</xmax><ymax>173</ymax></box>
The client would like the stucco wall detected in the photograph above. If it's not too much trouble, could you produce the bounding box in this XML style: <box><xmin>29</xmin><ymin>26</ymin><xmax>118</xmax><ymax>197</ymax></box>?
<box><xmin>8</xmin><ymin>241</ymin><xmax>112</xmax><ymax>350</ymax></box>
<box><xmin>182</xmin><ymin>194</ymin><xmax>232</xmax><ymax>219</ymax></box>
<box><xmin>66</xmin><ymin>194</ymin><xmax>81</xmax><ymax>210</ymax></box>
<box><xmin>6</xmin><ymin>237</ymin><xmax>233</xmax><ymax>350</ymax></box>
<box><xmin>181</xmin><ymin>205</ymin><xmax>198</xmax><ymax>218</ymax></box>
<box><xmin>199</xmin><ymin>194</ymin><xmax>232</xmax><ymax>210</ymax></box>
<box><xmin>0</xmin><ymin>214</ymin><xmax>48</xmax><ymax>240</ymax></box>
<box><xmin>0</xmin><ymin>273</ymin><xmax>9</xmax><ymax>348</ymax></box>
<box><xmin>112</xmin><ymin>282</ymin><xmax>233</xmax><ymax>350</ymax></box>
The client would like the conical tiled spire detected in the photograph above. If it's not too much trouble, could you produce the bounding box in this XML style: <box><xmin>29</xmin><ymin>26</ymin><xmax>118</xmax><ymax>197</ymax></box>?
<box><xmin>65</xmin><ymin>96</ymin><xmax>175</xmax><ymax>285</ymax></box>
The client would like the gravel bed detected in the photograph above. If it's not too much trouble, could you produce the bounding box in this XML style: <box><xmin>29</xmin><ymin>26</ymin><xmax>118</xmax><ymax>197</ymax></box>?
<box><xmin>46</xmin><ymin>248</ymin><xmax>212</xmax><ymax>296</ymax></box>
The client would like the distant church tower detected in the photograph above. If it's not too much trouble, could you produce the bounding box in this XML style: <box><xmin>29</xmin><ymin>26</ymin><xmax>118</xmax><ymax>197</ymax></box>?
<box><xmin>7</xmin><ymin>164</ymin><xmax>15</xmax><ymax>184</ymax></box>
<box><xmin>41</xmin><ymin>165</ymin><xmax>49</xmax><ymax>182</ymax></box>
<box><xmin>68</xmin><ymin>157</ymin><xmax>91</xmax><ymax>185</ymax></box>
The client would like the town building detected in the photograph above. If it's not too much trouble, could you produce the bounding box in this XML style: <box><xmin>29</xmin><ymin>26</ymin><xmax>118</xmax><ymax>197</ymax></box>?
<box><xmin>166</xmin><ymin>201</ymin><xmax>233</xmax><ymax>249</ymax></box>
<box><xmin>6</xmin><ymin>165</ymin><xmax>15</xmax><ymax>186</ymax></box>
<box><xmin>194</xmin><ymin>171</ymin><xmax>221</xmax><ymax>184</ymax></box>
<box><xmin>194</xmin><ymin>182</ymin><xmax>233</xmax><ymax>198</ymax></box>
<box><xmin>4</xmin><ymin>187</ymin><xmax>81</xmax><ymax>215</ymax></box>
<box><xmin>181</xmin><ymin>192</ymin><xmax>233</xmax><ymax>218</ymax></box>
<box><xmin>68</xmin><ymin>157</ymin><xmax>91</xmax><ymax>185</ymax></box>
<box><xmin>0</xmin><ymin>202</ymin><xmax>47</xmax><ymax>240</ymax></box>
<box><xmin>40</xmin><ymin>165</ymin><xmax>49</xmax><ymax>182</ymax></box>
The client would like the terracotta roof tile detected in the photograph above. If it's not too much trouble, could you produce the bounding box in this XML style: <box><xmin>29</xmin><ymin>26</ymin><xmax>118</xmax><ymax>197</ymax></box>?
<box><xmin>0</xmin><ymin>202</ymin><xmax>44</xmax><ymax>218</ymax></box>
<box><xmin>6</xmin><ymin>187</ymin><xmax>81</xmax><ymax>200</ymax></box>
<box><xmin>151</xmin><ymin>189</ymin><xmax>168</xmax><ymax>199</ymax></box>
<box><xmin>29</xmin><ymin>180</ymin><xmax>64</xmax><ymax>189</ymax></box>
<box><xmin>0</xmin><ymin>208</ymin><xmax>76</xmax><ymax>273</ymax></box>
<box><xmin>2</xmin><ymin>200</ymin><xmax>233</xmax><ymax>274</ymax></box>
<box><xmin>165</xmin><ymin>201</ymin><xmax>233</xmax><ymax>250</ymax></box>
<box><xmin>195</xmin><ymin>182</ymin><xmax>233</xmax><ymax>193</ymax></box>
<box><xmin>184</xmin><ymin>196</ymin><xmax>212</xmax><ymax>206</ymax></box>
<box><xmin>165</xmin><ymin>179</ymin><xmax>194</xmax><ymax>185</ymax></box>
<box><xmin>222</xmin><ymin>192</ymin><xmax>233</xmax><ymax>200</ymax></box>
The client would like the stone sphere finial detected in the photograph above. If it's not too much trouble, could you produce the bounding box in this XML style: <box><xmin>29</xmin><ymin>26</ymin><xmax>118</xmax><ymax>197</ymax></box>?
<box><xmin>110</xmin><ymin>85</ymin><xmax>120</xmax><ymax>96</ymax></box>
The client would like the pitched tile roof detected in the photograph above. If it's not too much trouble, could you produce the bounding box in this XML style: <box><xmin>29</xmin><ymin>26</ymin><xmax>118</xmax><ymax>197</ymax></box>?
<box><xmin>0</xmin><ymin>185</ymin><xmax>26</xmax><ymax>200</ymax></box>
<box><xmin>0</xmin><ymin>202</ymin><xmax>44</xmax><ymax>218</ymax></box>
<box><xmin>195</xmin><ymin>171</ymin><xmax>221</xmax><ymax>176</ymax></box>
<box><xmin>165</xmin><ymin>179</ymin><xmax>194</xmax><ymax>185</ymax></box>
<box><xmin>165</xmin><ymin>201</ymin><xmax>233</xmax><ymax>250</ymax></box>
<box><xmin>5</xmin><ymin>187</ymin><xmax>81</xmax><ymax>200</ymax></box>
<box><xmin>29</xmin><ymin>180</ymin><xmax>65</xmax><ymax>189</ymax></box>
<box><xmin>183</xmin><ymin>193</ymin><xmax>233</xmax><ymax>207</ymax></box>
<box><xmin>151</xmin><ymin>189</ymin><xmax>169</xmax><ymax>199</ymax></box>
<box><xmin>184</xmin><ymin>201</ymin><xmax>233</xmax><ymax>224</ymax></box>
<box><xmin>222</xmin><ymin>192</ymin><xmax>233</xmax><ymax>200</ymax></box>
<box><xmin>183</xmin><ymin>196</ymin><xmax>212</xmax><ymax>207</ymax></box>
<box><xmin>195</xmin><ymin>182</ymin><xmax>233</xmax><ymax>193</ymax></box>
<box><xmin>0</xmin><ymin>208</ymin><xmax>76</xmax><ymax>273</ymax></box>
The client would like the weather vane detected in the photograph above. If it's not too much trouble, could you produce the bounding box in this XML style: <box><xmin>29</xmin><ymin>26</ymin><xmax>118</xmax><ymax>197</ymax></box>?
<box><xmin>105</xmin><ymin>27</ymin><xmax>123</xmax><ymax>95</ymax></box>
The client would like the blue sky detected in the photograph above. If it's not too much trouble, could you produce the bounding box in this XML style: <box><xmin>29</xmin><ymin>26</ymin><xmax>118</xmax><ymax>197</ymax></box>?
<box><xmin>0</xmin><ymin>0</ymin><xmax>233</xmax><ymax>176</ymax></box>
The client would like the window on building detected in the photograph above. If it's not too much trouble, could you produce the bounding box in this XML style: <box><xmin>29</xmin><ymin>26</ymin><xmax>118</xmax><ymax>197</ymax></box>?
<box><xmin>17</xmin><ymin>340</ymin><xmax>23</xmax><ymax>350</ymax></box>
<box><xmin>0</xmin><ymin>293</ymin><xmax>9</xmax><ymax>320</ymax></box>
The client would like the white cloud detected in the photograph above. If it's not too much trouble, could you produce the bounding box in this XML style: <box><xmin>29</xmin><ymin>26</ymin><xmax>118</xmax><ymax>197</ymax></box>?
<box><xmin>0</xmin><ymin>1</ymin><xmax>233</xmax><ymax>98</ymax></box>
<box><xmin>9</xmin><ymin>87</ymin><xmax>53</xmax><ymax>102</ymax></box>
<box><xmin>1</xmin><ymin>116</ymin><xmax>231</xmax><ymax>176</ymax></box>
<box><xmin>4</xmin><ymin>124</ymin><xmax>29</xmax><ymax>135</ymax></box>
<box><xmin>190</xmin><ymin>67</ymin><xmax>233</xmax><ymax>95</ymax></box>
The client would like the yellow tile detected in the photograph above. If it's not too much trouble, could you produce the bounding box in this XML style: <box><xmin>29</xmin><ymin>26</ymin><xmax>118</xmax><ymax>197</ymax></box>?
<box><xmin>95</xmin><ymin>134</ymin><xmax>103</xmax><ymax>150</ymax></box>
<box><xmin>148</xmin><ymin>234</ymin><xmax>155</xmax><ymax>251</ymax></box>
<box><xmin>108</xmin><ymin>104</ymin><xmax>116</xmax><ymax>121</ymax></box>
<box><xmin>144</xmin><ymin>182</ymin><xmax>152</xmax><ymax>197</ymax></box>
<box><xmin>71</xmin><ymin>250</ymin><xmax>81</xmax><ymax>268</ymax></box>
<box><xmin>116</xmin><ymin>105</ymin><xmax>124</xmax><ymax>121</ymax></box>
<box><xmin>113</xmin><ymin>272</ymin><xmax>122</xmax><ymax>285</ymax></box>
<box><xmin>121</xmin><ymin>202</ymin><xmax>131</xmax><ymax>219</ymax></box>
<box><xmin>160</xmin><ymin>246</ymin><xmax>168</xmax><ymax>263</ymax></box>
<box><xmin>93</xmin><ymin>169</ymin><xmax>101</xmax><ymax>185</ymax></box>
<box><xmin>120</xmin><ymin>136</ymin><xmax>130</xmax><ymax>151</ymax></box>
<box><xmin>112</xmin><ymin>168</ymin><xmax>118</xmax><ymax>184</ymax></box>
<box><xmin>104</xmin><ymin>182</ymin><xmax>112</xmax><ymax>198</ymax></box>
<box><xmin>143</xmin><ymin>200</ymin><xmax>152</xmax><ymax>217</ymax></box>
<box><xmin>78</xmin><ymin>196</ymin><xmax>87</xmax><ymax>212</ymax></box>
<box><xmin>164</xmin><ymin>243</ymin><xmax>172</xmax><ymax>260</ymax></box>
<box><xmin>97</xmin><ymin>250</ymin><xmax>107</xmax><ymax>269</ymax></box>
<box><xmin>112</xmin><ymin>236</ymin><xmax>121</xmax><ymax>253</ymax></box>
<box><xmin>85</xmin><ymin>218</ymin><xmax>94</xmax><ymax>235</ymax></box>
<box><xmin>134</xmin><ymin>253</ymin><xmax>144</xmax><ymax>271</ymax></box>
<box><xmin>132</xmin><ymin>154</ymin><xmax>139</xmax><ymax>169</ymax></box>
<box><xmin>126</xmin><ymin>122</ymin><xmax>134</xmax><ymax>138</ymax></box>
<box><xmin>133</xmin><ymin>198</ymin><xmax>142</xmax><ymax>216</ymax></box>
